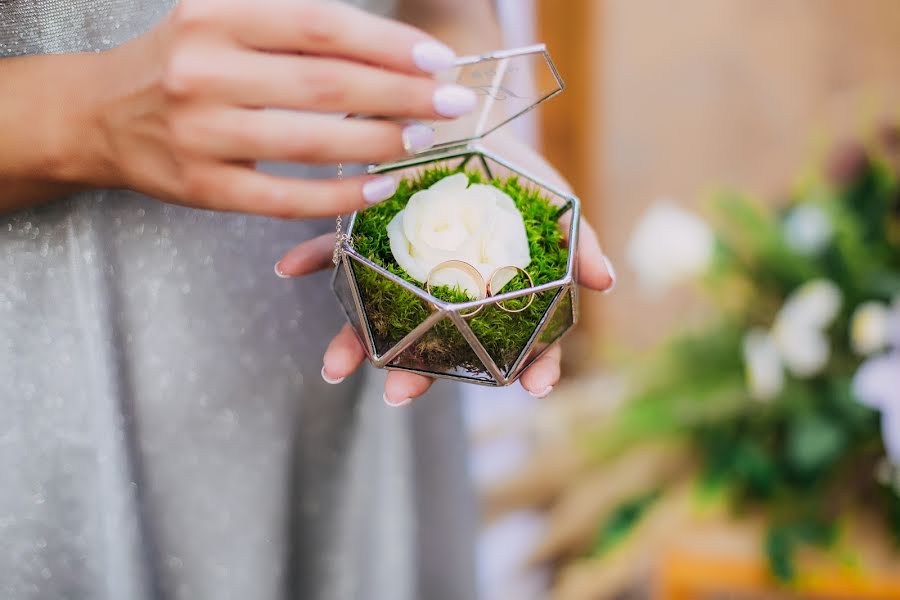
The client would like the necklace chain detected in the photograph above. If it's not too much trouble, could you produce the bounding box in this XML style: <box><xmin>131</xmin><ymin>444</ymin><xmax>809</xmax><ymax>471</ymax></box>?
<box><xmin>332</xmin><ymin>163</ymin><xmax>347</xmax><ymax>266</ymax></box>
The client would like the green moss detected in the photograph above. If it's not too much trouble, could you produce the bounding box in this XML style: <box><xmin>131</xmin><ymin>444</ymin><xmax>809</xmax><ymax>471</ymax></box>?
<box><xmin>350</xmin><ymin>164</ymin><xmax>569</xmax><ymax>376</ymax></box>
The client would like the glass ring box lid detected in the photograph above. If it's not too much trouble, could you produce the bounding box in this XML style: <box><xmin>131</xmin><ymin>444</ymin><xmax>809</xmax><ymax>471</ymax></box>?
<box><xmin>331</xmin><ymin>44</ymin><xmax>580</xmax><ymax>387</ymax></box>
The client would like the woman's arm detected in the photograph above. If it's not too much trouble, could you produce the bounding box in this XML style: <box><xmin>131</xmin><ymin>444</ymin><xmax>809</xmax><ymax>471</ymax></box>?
<box><xmin>0</xmin><ymin>0</ymin><xmax>479</xmax><ymax>216</ymax></box>
<box><xmin>0</xmin><ymin>52</ymin><xmax>111</xmax><ymax>213</ymax></box>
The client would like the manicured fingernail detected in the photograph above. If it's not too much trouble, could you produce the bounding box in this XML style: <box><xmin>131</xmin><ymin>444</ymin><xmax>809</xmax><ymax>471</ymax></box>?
<box><xmin>412</xmin><ymin>40</ymin><xmax>456</xmax><ymax>73</ymax></box>
<box><xmin>274</xmin><ymin>262</ymin><xmax>290</xmax><ymax>278</ymax></box>
<box><xmin>601</xmin><ymin>255</ymin><xmax>617</xmax><ymax>295</ymax></box>
<box><xmin>433</xmin><ymin>84</ymin><xmax>478</xmax><ymax>118</ymax></box>
<box><xmin>528</xmin><ymin>385</ymin><xmax>554</xmax><ymax>399</ymax></box>
<box><xmin>321</xmin><ymin>366</ymin><xmax>345</xmax><ymax>385</ymax></box>
<box><xmin>383</xmin><ymin>392</ymin><xmax>412</xmax><ymax>407</ymax></box>
<box><xmin>362</xmin><ymin>175</ymin><xmax>398</xmax><ymax>205</ymax></box>
<box><xmin>402</xmin><ymin>124</ymin><xmax>435</xmax><ymax>154</ymax></box>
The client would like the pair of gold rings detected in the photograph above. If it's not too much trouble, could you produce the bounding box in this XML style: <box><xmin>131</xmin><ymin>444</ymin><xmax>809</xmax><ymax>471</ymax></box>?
<box><xmin>424</xmin><ymin>260</ymin><xmax>535</xmax><ymax>318</ymax></box>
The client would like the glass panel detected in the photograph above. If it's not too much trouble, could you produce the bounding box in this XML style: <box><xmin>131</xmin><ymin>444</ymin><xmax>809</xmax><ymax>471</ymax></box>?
<box><xmin>357</xmin><ymin>153</ymin><xmax>489</xmax><ymax>244</ymax></box>
<box><xmin>481</xmin><ymin>154</ymin><xmax>574</xmax><ymax>209</ymax></box>
<box><xmin>331</xmin><ymin>258</ymin><xmax>369</xmax><ymax>352</ymax></box>
<box><xmin>388</xmin><ymin>316</ymin><xmax>497</xmax><ymax>384</ymax></box>
<box><xmin>479</xmin><ymin>154</ymin><xmax>575</xmax><ymax>276</ymax></box>
<box><xmin>425</xmin><ymin>45</ymin><xmax>563</xmax><ymax>150</ymax></box>
<box><xmin>347</xmin><ymin>254</ymin><xmax>434</xmax><ymax>359</ymax></box>
<box><xmin>513</xmin><ymin>286</ymin><xmax>575</xmax><ymax>377</ymax></box>
<box><xmin>468</xmin><ymin>287</ymin><xmax>561</xmax><ymax>378</ymax></box>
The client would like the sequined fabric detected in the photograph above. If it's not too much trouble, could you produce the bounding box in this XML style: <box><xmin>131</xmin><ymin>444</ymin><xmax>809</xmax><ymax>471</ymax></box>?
<box><xmin>0</xmin><ymin>2</ymin><xmax>476</xmax><ymax>599</ymax></box>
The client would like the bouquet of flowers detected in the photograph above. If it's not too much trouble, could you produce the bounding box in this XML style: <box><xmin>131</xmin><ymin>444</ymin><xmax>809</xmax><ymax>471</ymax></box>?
<box><xmin>485</xmin><ymin>127</ymin><xmax>900</xmax><ymax>594</ymax></box>
<box><xmin>595</xmin><ymin>126</ymin><xmax>900</xmax><ymax>579</ymax></box>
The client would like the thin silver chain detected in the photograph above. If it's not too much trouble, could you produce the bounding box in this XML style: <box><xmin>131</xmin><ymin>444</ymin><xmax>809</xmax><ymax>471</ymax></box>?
<box><xmin>332</xmin><ymin>163</ymin><xmax>347</xmax><ymax>266</ymax></box>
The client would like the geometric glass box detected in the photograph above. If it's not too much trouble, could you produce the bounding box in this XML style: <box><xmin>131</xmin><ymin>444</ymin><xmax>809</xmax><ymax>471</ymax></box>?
<box><xmin>331</xmin><ymin>45</ymin><xmax>580</xmax><ymax>386</ymax></box>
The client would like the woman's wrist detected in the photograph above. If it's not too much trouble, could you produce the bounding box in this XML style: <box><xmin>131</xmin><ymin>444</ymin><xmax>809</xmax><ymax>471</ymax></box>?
<box><xmin>0</xmin><ymin>50</ymin><xmax>118</xmax><ymax>191</ymax></box>
<box><xmin>45</xmin><ymin>51</ymin><xmax>122</xmax><ymax>189</ymax></box>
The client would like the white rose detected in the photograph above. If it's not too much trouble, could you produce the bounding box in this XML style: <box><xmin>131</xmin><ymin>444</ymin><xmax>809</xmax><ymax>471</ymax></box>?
<box><xmin>625</xmin><ymin>199</ymin><xmax>715</xmax><ymax>294</ymax></box>
<box><xmin>387</xmin><ymin>173</ymin><xmax>531</xmax><ymax>298</ymax></box>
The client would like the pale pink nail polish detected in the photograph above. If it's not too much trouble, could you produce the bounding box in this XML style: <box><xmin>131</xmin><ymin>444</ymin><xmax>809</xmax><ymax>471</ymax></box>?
<box><xmin>362</xmin><ymin>175</ymin><xmax>398</xmax><ymax>205</ymax></box>
<box><xmin>321</xmin><ymin>366</ymin><xmax>345</xmax><ymax>385</ymax></box>
<box><xmin>402</xmin><ymin>124</ymin><xmax>435</xmax><ymax>154</ymax></box>
<box><xmin>601</xmin><ymin>255</ymin><xmax>617</xmax><ymax>295</ymax></box>
<box><xmin>383</xmin><ymin>392</ymin><xmax>412</xmax><ymax>407</ymax></box>
<box><xmin>528</xmin><ymin>385</ymin><xmax>553</xmax><ymax>399</ymax></box>
<box><xmin>412</xmin><ymin>40</ymin><xmax>456</xmax><ymax>73</ymax></box>
<box><xmin>274</xmin><ymin>262</ymin><xmax>290</xmax><ymax>279</ymax></box>
<box><xmin>433</xmin><ymin>85</ymin><xmax>477</xmax><ymax>118</ymax></box>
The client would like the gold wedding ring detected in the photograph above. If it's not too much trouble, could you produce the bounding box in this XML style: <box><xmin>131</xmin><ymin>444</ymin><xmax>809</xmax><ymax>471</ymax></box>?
<box><xmin>425</xmin><ymin>260</ymin><xmax>486</xmax><ymax>318</ymax></box>
<box><xmin>487</xmin><ymin>266</ymin><xmax>535</xmax><ymax>313</ymax></box>
<box><xmin>424</xmin><ymin>261</ymin><xmax>536</xmax><ymax>317</ymax></box>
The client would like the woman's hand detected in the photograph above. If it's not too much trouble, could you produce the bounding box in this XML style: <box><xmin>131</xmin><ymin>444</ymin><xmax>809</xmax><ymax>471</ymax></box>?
<box><xmin>3</xmin><ymin>0</ymin><xmax>478</xmax><ymax>216</ymax></box>
<box><xmin>276</xmin><ymin>136</ymin><xmax>616</xmax><ymax>403</ymax></box>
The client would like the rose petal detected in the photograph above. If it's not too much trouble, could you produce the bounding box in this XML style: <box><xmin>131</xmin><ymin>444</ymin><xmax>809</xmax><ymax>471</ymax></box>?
<box><xmin>429</xmin><ymin>263</ymin><xmax>484</xmax><ymax>298</ymax></box>
<box><xmin>387</xmin><ymin>212</ymin><xmax>430</xmax><ymax>283</ymax></box>
<box><xmin>471</xmin><ymin>184</ymin><xmax>518</xmax><ymax>213</ymax></box>
<box><xmin>402</xmin><ymin>189</ymin><xmax>433</xmax><ymax>249</ymax></box>
<box><xmin>429</xmin><ymin>172</ymin><xmax>469</xmax><ymax>193</ymax></box>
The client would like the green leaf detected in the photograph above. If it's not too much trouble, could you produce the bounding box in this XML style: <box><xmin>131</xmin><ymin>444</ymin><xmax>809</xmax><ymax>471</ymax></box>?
<box><xmin>793</xmin><ymin>517</ymin><xmax>837</xmax><ymax>547</ymax></box>
<box><xmin>766</xmin><ymin>525</ymin><xmax>796</xmax><ymax>582</ymax></box>
<box><xmin>786</xmin><ymin>412</ymin><xmax>847</xmax><ymax>475</ymax></box>
<box><xmin>825</xmin><ymin>377</ymin><xmax>877</xmax><ymax>435</ymax></box>
<box><xmin>589</xmin><ymin>490</ymin><xmax>661</xmax><ymax>558</ymax></box>
<box><xmin>766</xmin><ymin>518</ymin><xmax>838</xmax><ymax>582</ymax></box>
<box><xmin>733</xmin><ymin>440</ymin><xmax>779</xmax><ymax>498</ymax></box>
<box><xmin>885</xmin><ymin>485</ymin><xmax>900</xmax><ymax>547</ymax></box>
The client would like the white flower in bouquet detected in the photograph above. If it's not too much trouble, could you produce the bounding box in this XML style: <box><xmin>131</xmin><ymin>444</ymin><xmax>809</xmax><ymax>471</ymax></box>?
<box><xmin>742</xmin><ymin>329</ymin><xmax>784</xmax><ymax>401</ymax></box>
<box><xmin>741</xmin><ymin>280</ymin><xmax>842</xmax><ymax>399</ymax></box>
<box><xmin>772</xmin><ymin>279</ymin><xmax>842</xmax><ymax>377</ymax></box>
<box><xmin>854</xmin><ymin>352</ymin><xmax>900</xmax><ymax>464</ymax></box>
<box><xmin>853</xmin><ymin>302</ymin><xmax>900</xmax><ymax>464</ymax></box>
<box><xmin>387</xmin><ymin>173</ymin><xmax>531</xmax><ymax>298</ymax></box>
<box><xmin>783</xmin><ymin>204</ymin><xmax>833</xmax><ymax>255</ymax></box>
<box><xmin>625</xmin><ymin>199</ymin><xmax>715</xmax><ymax>294</ymax></box>
<box><xmin>850</xmin><ymin>301</ymin><xmax>893</xmax><ymax>356</ymax></box>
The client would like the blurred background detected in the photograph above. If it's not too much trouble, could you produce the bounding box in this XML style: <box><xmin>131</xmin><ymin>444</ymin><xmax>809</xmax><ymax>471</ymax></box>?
<box><xmin>468</xmin><ymin>1</ymin><xmax>900</xmax><ymax>598</ymax></box>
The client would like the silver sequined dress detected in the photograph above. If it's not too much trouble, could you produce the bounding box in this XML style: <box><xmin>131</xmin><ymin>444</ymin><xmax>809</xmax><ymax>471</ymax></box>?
<box><xmin>0</xmin><ymin>2</ymin><xmax>476</xmax><ymax>599</ymax></box>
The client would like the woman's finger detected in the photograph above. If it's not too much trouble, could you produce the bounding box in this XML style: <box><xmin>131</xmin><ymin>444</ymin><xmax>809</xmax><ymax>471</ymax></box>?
<box><xmin>214</xmin><ymin>0</ymin><xmax>457</xmax><ymax>75</ymax></box>
<box><xmin>176</xmin><ymin>164</ymin><xmax>398</xmax><ymax>219</ymax></box>
<box><xmin>175</xmin><ymin>107</ymin><xmax>435</xmax><ymax>164</ymax></box>
<box><xmin>518</xmin><ymin>343</ymin><xmax>562</xmax><ymax>399</ymax></box>
<box><xmin>275</xmin><ymin>233</ymin><xmax>334</xmax><ymax>278</ymax></box>
<box><xmin>384</xmin><ymin>371</ymin><xmax>434</xmax><ymax>407</ymax></box>
<box><xmin>321</xmin><ymin>324</ymin><xmax>367</xmax><ymax>384</ymax></box>
<box><xmin>168</xmin><ymin>49</ymin><xmax>475</xmax><ymax>120</ymax></box>
<box><xmin>573</xmin><ymin>218</ymin><xmax>616</xmax><ymax>293</ymax></box>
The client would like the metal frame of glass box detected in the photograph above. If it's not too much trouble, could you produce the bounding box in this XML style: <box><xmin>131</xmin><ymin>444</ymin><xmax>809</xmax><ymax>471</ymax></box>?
<box><xmin>331</xmin><ymin>45</ymin><xmax>579</xmax><ymax>386</ymax></box>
